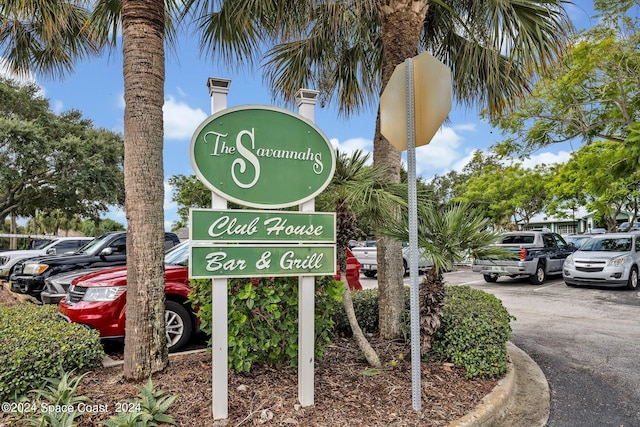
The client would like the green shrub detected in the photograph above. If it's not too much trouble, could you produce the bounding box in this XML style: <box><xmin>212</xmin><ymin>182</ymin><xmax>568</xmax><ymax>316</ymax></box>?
<box><xmin>331</xmin><ymin>288</ymin><xmax>383</xmax><ymax>336</ymax></box>
<box><xmin>0</xmin><ymin>304</ymin><xmax>104</xmax><ymax>401</ymax></box>
<box><xmin>333</xmin><ymin>285</ymin><xmax>514</xmax><ymax>378</ymax></box>
<box><xmin>188</xmin><ymin>275</ymin><xmax>343</xmax><ymax>373</ymax></box>
<box><xmin>332</xmin><ymin>287</ymin><xmax>411</xmax><ymax>337</ymax></box>
<box><xmin>430</xmin><ymin>286</ymin><xmax>515</xmax><ymax>378</ymax></box>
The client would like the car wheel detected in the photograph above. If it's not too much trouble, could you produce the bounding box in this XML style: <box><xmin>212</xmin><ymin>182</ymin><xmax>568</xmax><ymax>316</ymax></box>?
<box><xmin>626</xmin><ymin>266</ymin><xmax>638</xmax><ymax>290</ymax></box>
<box><xmin>483</xmin><ymin>274</ymin><xmax>498</xmax><ymax>283</ymax></box>
<box><xmin>363</xmin><ymin>271</ymin><xmax>376</xmax><ymax>278</ymax></box>
<box><xmin>165</xmin><ymin>300</ymin><xmax>193</xmax><ymax>353</ymax></box>
<box><xmin>530</xmin><ymin>262</ymin><xmax>546</xmax><ymax>285</ymax></box>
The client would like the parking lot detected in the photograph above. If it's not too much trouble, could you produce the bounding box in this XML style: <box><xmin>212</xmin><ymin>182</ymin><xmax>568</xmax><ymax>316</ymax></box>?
<box><xmin>363</xmin><ymin>268</ymin><xmax>640</xmax><ymax>426</ymax></box>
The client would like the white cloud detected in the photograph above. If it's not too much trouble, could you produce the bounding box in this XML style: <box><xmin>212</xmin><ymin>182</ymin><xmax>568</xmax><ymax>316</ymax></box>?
<box><xmin>414</xmin><ymin>126</ymin><xmax>464</xmax><ymax>175</ymax></box>
<box><xmin>0</xmin><ymin>58</ymin><xmax>38</xmax><ymax>86</ymax></box>
<box><xmin>330</xmin><ymin>137</ymin><xmax>373</xmax><ymax>159</ymax></box>
<box><xmin>51</xmin><ymin>100</ymin><xmax>64</xmax><ymax>114</ymax></box>
<box><xmin>163</xmin><ymin>96</ymin><xmax>208</xmax><ymax>140</ymax></box>
<box><xmin>520</xmin><ymin>151</ymin><xmax>572</xmax><ymax>168</ymax></box>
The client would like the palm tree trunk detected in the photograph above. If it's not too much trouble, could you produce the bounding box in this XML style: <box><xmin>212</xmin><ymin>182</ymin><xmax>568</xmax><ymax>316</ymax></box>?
<box><xmin>122</xmin><ymin>0</ymin><xmax>168</xmax><ymax>380</ymax></box>
<box><xmin>340</xmin><ymin>276</ymin><xmax>381</xmax><ymax>367</ymax></box>
<box><xmin>375</xmin><ymin>1</ymin><xmax>429</xmax><ymax>339</ymax></box>
<box><xmin>336</xmin><ymin>203</ymin><xmax>380</xmax><ymax>367</ymax></box>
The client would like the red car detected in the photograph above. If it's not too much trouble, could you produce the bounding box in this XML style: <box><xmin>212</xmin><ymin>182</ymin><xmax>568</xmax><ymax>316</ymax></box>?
<box><xmin>58</xmin><ymin>242</ymin><xmax>361</xmax><ymax>352</ymax></box>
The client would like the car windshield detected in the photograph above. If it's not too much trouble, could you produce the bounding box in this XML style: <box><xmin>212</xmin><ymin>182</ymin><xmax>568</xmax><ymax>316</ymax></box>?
<box><xmin>77</xmin><ymin>234</ymin><xmax>114</xmax><ymax>255</ymax></box>
<box><xmin>580</xmin><ymin>237</ymin><xmax>632</xmax><ymax>252</ymax></box>
<box><xmin>33</xmin><ymin>239</ymin><xmax>57</xmax><ymax>250</ymax></box>
<box><xmin>164</xmin><ymin>240</ymin><xmax>189</xmax><ymax>266</ymax></box>
<box><xmin>566</xmin><ymin>236</ymin><xmax>591</xmax><ymax>247</ymax></box>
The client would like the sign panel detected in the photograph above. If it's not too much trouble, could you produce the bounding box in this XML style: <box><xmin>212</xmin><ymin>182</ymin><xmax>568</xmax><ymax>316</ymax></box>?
<box><xmin>190</xmin><ymin>105</ymin><xmax>336</xmax><ymax>209</ymax></box>
<box><xmin>380</xmin><ymin>52</ymin><xmax>452</xmax><ymax>151</ymax></box>
<box><xmin>190</xmin><ymin>209</ymin><xmax>335</xmax><ymax>243</ymax></box>
<box><xmin>190</xmin><ymin>244</ymin><xmax>336</xmax><ymax>278</ymax></box>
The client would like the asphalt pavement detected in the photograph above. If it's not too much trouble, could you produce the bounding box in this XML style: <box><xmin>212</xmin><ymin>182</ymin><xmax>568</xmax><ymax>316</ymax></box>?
<box><xmin>364</xmin><ymin>268</ymin><xmax>640</xmax><ymax>426</ymax></box>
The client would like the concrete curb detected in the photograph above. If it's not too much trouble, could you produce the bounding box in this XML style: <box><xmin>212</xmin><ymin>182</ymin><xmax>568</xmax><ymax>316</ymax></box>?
<box><xmin>447</xmin><ymin>341</ymin><xmax>549</xmax><ymax>427</ymax></box>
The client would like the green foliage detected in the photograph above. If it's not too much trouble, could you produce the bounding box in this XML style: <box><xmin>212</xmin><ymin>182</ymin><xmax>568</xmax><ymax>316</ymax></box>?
<box><xmin>18</xmin><ymin>370</ymin><xmax>89</xmax><ymax>427</ymax></box>
<box><xmin>100</xmin><ymin>378</ymin><xmax>178</xmax><ymax>427</ymax></box>
<box><xmin>188</xmin><ymin>275</ymin><xmax>343</xmax><ymax>373</ymax></box>
<box><xmin>81</xmin><ymin>218</ymin><xmax>126</xmax><ymax>237</ymax></box>
<box><xmin>333</xmin><ymin>286</ymin><xmax>514</xmax><ymax>378</ymax></box>
<box><xmin>430</xmin><ymin>286</ymin><xmax>515</xmax><ymax>378</ymax></box>
<box><xmin>0</xmin><ymin>304</ymin><xmax>104</xmax><ymax>401</ymax></box>
<box><xmin>332</xmin><ymin>288</ymin><xmax>382</xmax><ymax>336</ymax></box>
<box><xmin>0</xmin><ymin>78</ymin><xmax>125</xmax><ymax>225</ymax></box>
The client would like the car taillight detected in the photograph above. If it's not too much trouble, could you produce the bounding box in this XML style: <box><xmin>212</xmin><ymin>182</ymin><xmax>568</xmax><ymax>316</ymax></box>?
<box><xmin>519</xmin><ymin>247</ymin><xmax>527</xmax><ymax>261</ymax></box>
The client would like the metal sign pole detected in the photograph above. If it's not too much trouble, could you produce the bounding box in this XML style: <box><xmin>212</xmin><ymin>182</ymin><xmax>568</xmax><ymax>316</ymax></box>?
<box><xmin>405</xmin><ymin>57</ymin><xmax>422</xmax><ymax>411</ymax></box>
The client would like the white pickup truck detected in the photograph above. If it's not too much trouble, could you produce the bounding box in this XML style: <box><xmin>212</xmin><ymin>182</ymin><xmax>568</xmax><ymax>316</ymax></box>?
<box><xmin>351</xmin><ymin>240</ymin><xmax>433</xmax><ymax>278</ymax></box>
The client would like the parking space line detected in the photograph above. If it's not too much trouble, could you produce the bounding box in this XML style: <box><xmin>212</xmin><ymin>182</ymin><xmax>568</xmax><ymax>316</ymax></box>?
<box><xmin>533</xmin><ymin>282</ymin><xmax>562</xmax><ymax>291</ymax></box>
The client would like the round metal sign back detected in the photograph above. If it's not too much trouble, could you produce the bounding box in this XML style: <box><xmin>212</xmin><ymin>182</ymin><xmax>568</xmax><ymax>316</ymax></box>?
<box><xmin>190</xmin><ymin>105</ymin><xmax>336</xmax><ymax>209</ymax></box>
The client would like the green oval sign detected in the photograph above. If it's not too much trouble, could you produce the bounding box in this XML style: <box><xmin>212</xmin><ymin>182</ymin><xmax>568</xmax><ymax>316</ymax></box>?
<box><xmin>190</xmin><ymin>105</ymin><xmax>336</xmax><ymax>209</ymax></box>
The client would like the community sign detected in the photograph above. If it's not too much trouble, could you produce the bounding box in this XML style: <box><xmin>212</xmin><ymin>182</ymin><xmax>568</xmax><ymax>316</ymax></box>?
<box><xmin>190</xmin><ymin>105</ymin><xmax>336</xmax><ymax>209</ymax></box>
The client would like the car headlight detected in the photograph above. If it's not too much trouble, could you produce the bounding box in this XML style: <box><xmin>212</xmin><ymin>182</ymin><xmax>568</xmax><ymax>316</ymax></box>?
<box><xmin>23</xmin><ymin>263</ymin><xmax>49</xmax><ymax>275</ymax></box>
<box><xmin>608</xmin><ymin>256</ymin><xmax>627</xmax><ymax>267</ymax></box>
<box><xmin>564</xmin><ymin>254</ymin><xmax>574</xmax><ymax>267</ymax></box>
<box><xmin>83</xmin><ymin>287</ymin><xmax>126</xmax><ymax>302</ymax></box>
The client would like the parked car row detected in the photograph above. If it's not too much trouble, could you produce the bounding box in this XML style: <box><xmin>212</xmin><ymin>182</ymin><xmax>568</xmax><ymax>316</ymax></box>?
<box><xmin>9</xmin><ymin>231</ymin><xmax>181</xmax><ymax>299</ymax></box>
<box><xmin>471</xmin><ymin>230</ymin><xmax>640</xmax><ymax>291</ymax></box>
<box><xmin>0</xmin><ymin>237</ymin><xmax>92</xmax><ymax>279</ymax></box>
<box><xmin>6</xmin><ymin>233</ymin><xmax>363</xmax><ymax>352</ymax></box>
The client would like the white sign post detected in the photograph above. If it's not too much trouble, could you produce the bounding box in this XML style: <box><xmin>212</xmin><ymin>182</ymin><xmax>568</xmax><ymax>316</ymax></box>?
<box><xmin>380</xmin><ymin>52</ymin><xmax>451</xmax><ymax>411</ymax></box>
<box><xmin>195</xmin><ymin>80</ymin><xmax>334</xmax><ymax>420</ymax></box>
<box><xmin>206</xmin><ymin>77</ymin><xmax>231</xmax><ymax>420</ymax></box>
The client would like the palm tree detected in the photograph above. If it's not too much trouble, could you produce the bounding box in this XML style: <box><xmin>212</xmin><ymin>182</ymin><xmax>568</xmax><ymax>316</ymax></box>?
<box><xmin>0</xmin><ymin>0</ymin><xmax>101</xmax><ymax>79</ymax></box>
<box><xmin>381</xmin><ymin>201</ymin><xmax>506</xmax><ymax>352</ymax></box>
<box><xmin>318</xmin><ymin>149</ymin><xmax>407</xmax><ymax>366</ymax></box>
<box><xmin>184</xmin><ymin>0</ymin><xmax>573</xmax><ymax>340</ymax></box>
<box><xmin>2</xmin><ymin>0</ymin><xmax>180</xmax><ymax>378</ymax></box>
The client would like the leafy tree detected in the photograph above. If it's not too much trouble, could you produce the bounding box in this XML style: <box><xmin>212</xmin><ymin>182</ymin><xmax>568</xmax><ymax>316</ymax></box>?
<box><xmin>455</xmin><ymin>162</ymin><xmax>550</xmax><ymax>229</ymax></box>
<box><xmin>81</xmin><ymin>218</ymin><xmax>126</xmax><ymax>237</ymax></box>
<box><xmin>492</xmin><ymin>0</ymin><xmax>640</xmax><ymax>158</ymax></box>
<box><xmin>0</xmin><ymin>78</ymin><xmax>125</xmax><ymax>226</ymax></box>
<box><xmin>545</xmin><ymin>140</ymin><xmax>640</xmax><ymax>231</ymax></box>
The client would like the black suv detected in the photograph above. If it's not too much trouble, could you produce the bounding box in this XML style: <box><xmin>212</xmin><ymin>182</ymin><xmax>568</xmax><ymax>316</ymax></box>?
<box><xmin>10</xmin><ymin>231</ymin><xmax>180</xmax><ymax>299</ymax></box>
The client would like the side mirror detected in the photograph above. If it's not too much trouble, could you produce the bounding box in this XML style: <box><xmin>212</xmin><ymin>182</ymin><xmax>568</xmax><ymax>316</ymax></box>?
<box><xmin>100</xmin><ymin>247</ymin><xmax>113</xmax><ymax>256</ymax></box>
<box><xmin>46</xmin><ymin>248</ymin><xmax>57</xmax><ymax>255</ymax></box>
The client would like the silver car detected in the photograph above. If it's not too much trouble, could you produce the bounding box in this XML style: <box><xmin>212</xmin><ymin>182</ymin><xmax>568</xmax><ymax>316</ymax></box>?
<box><xmin>563</xmin><ymin>233</ymin><xmax>640</xmax><ymax>289</ymax></box>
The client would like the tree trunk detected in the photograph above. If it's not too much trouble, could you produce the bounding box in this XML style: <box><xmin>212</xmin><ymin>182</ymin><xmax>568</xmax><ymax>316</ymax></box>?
<box><xmin>336</xmin><ymin>203</ymin><xmax>380</xmax><ymax>367</ymax></box>
<box><xmin>375</xmin><ymin>1</ymin><xmax>428</xmax><ymax>339</ymax></box>
<box><xmin>340</xmin><ymin>275</ymin><xmax>381</xmax><ymax>368</ymax></box>
<box><xmin>122</xmin><ymin>0</ymin><xmax>168</xmax><ymax>380</ymax></box>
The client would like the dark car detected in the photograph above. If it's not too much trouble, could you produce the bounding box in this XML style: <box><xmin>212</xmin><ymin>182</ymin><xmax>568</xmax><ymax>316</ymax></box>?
<box><xmin>10</xmin><ymin>231</ymin><xmax>180</xmax><ymax>299</ymax></box>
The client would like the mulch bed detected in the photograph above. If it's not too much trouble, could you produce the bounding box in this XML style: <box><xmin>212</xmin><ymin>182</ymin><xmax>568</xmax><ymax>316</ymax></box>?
<box><xmin>74</xmin><ymin>338</ymin><xmax>497</xmax><ymax>426</ymax></box>
<box><xmin>0</xmin><ymin>283</ymin><xmax>499</xmax><ymax>426</ymax></box>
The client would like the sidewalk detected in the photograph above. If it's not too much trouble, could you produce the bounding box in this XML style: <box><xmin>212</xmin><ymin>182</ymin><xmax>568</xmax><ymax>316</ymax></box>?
<box><xmin>449</xmin><ymin>342</ymin><xmax>550</xmax><ymax>427</ymax></box>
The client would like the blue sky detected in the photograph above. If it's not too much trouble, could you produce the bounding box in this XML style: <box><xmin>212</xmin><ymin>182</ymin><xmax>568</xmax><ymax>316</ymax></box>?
<box><xmin>8</xmin><ymin>2</ymin><xmax>596</xmax><ymax>230</ymax></box>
